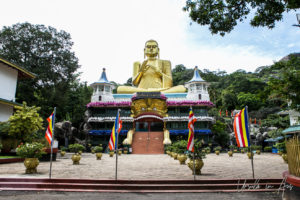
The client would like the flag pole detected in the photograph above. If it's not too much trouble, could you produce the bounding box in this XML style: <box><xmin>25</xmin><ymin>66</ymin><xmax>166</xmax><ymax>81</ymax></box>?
<box><xmin>115</xmin><ymin>109</ymin><xmax>120</xmax><ymax>181</ymax></box>
<box><xmin>246</xmin><ymin>106</ymin><xmax>255</xmax><ymax>179</ymax></box>
<box><xmin>49</xmin><ymin>107</ymin><xmax>56</xmax><ymax>179</ymax></box>
<box><xmin>190</xmin><ymin>106</ymin><xmax>196</xmax><ymax>180</ymax></box>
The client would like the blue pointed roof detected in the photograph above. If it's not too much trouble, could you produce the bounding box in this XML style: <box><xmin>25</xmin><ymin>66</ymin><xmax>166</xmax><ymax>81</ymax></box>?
<box><xmin>90</xmin><ymin>68</ymin><xmax>113</xmax><ymax>86</ymax></box>
<box><xmin>98</xmin><ymin>68</ymin><xmax>110</xmax><ymax>83</ymax></box>
<box><xmin>186</xmin><ymin>66</ymin><xmax>205</xmax><ymax>83</ymax></box>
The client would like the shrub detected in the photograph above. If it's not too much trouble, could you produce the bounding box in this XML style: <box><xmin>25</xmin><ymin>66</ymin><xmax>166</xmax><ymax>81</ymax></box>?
<box><xmin>188</xmin><ymin>140</ymin><xmax>206</xmax><ymax>160</ymax></box>
<box><xmin>16</xmin><ymin>142</ymin><xmax>46</xmax><ymax>158</ymax></box>
<box><xmin>94</xmin><ymin>146</ymin><xmax>103</xmax><ymax>153</ymax></box>
<box><xmin>264</xmin><ymin>146</ymin><xmax>272</xmax><ymax>152</ymax></box>
<box><xmin>214</xmin><ymin>146</ymin><xmax>222</xmax><ymax>151</ymax></box>
<box><xmin>7</xmin><ymin>102</ymin><xmax>43</xmax><ymax>142</ymax></box>
<box><xmin>68</xmin><ymin>143</ymin><xmax>85</xmax><ymax>153</ymax></box>
<box><xmin>60</xmin><ymin>146</ymin><xmax>67</xmax><ymax>151</ymax></box>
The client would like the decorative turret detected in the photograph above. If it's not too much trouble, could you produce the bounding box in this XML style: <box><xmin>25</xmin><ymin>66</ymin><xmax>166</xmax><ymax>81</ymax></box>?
<box><xmin>185</xmin><ymin>66</ymin><xmax>210</xmax><ymax>101</ymax></box>
<box><xmin>90</xmin><ymin>68</ymin><xmax>115</xmax><ymax>102</ymax></box>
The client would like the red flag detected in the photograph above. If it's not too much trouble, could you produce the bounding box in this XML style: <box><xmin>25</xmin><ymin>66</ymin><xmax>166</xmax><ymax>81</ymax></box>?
<box><xmin>108</xmin><ymin>110</ymin><xmax>122</xmax><ymax>151</ymax></box>
<box><xmin>219</xmin><ymin>109</ymin><xmax>222</xmax><ymax>116</ymax></box>
<box><xmin>187</xmin><ymin>108</ymin><xmax>197</xmax><ymax>152</ymax></box>
<box><xmin>45</xmin><ymin>112</ymin><xmax>55</xmax><ymax>145</ymax></box>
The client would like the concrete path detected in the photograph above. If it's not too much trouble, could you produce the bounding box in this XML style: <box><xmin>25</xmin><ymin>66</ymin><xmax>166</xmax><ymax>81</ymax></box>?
<box><xmin>0</xmin><ymin>152</ymin><xmax>288</xmax><ymax>180</ymax></box>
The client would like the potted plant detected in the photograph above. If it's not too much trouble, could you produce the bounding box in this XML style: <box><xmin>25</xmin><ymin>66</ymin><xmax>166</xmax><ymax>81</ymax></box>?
<box><xmin>68</xmin><ymin>143</ymin><xmax>85</xmax><ymax>165</ymax></box>
<box><xmin>256</xmin><ymin>145</ymin><xmax>262</xmax><ymax>155</ymax></box>
<box><xmin>241</xmin><ymin>148</ymin><xmax>245</xmax><ymax>154</ymax></box>
<box><xmin>109</xmin><ymin>150</ymin><xmax>114</xmax><ymax>157</ymax></box>
<box><xmin>187</xmin><ymin>141</ymin><xmax>206</xmax><ymax>175</ymax></box>
<box><xmin>174</xmin><ymin>140</ymin><xmax>188</xmax><ymax>165</ymax></box>
<box><xmin>60</xmin><ymin>146</ymin><xmax>67</xmax><ymax>157</ymax></box>
<box><xmin>94</xmin><ymin>145</ymin><xmax>103</xmax><ymax>160</ymax></box>
<box><xmin>214</xmin><ymin>146</ymin><xmax>221</xmax><ymax>155</ymax></box>
<box><xmin>123</xmin><ymin>147</ymin><xmax>128</xmax><ymax>154</ymax></box>
<box><xmin>247</xmin><ymin>149</ymin><xmax>254</xmax><ymax>159</ymax></box>
<box><xmin>205</xmin><ymin>147</ymin><xmax>211</xmax><ymax>154</ymax></box>
<box><xmin>16</xmin><ymin>142</ymin><xmax>46</xmax><ymax>174</ymax></box>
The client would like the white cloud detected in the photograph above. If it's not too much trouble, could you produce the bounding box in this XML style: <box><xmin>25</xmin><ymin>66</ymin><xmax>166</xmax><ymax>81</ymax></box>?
<box><xmin>0</xmin><ymin>0</ymin><xmax>297</xmax><ymax>85</ymax></box>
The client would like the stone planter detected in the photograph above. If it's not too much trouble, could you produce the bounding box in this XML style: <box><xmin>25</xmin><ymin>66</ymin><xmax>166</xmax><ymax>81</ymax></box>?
<box><xmin>24</xmin><ymin>158</ymin><xmax>39</xmax><ymax>174</ymax></box>
<box><xmin>71</xmin><ymin>154</ymin><xmax>81</xmax><ymax>165</ymax></box>
<box><xmin>118</xmin><ymin>150</ymin><xmax>122</xmax><ymax>156</ymax></box>
<box><xmin>241</xmin><ymin>149</ymin><xmax>245</xmax><ymax>154</ymax></box>
<box><xmin>96</xmin><ymin>153</ymin><xmax>102</xmax><ymax>160</ymax></box>
<box><xmin>215</xmin><ymin>151</ymin><xmax>220</xmax><ymax>155</ymax></box>
<box><xmin>228</xmin><ymin>151</ymin><xmax>233</xmax><ymax>157</ymax></box>
<box><xmin>187</xmin><ymin>159</ymin><xmax>204</xmax><ymax>175</ymax></box>
<box><xmin>109</xmin><ymin>151</ymin><xmax>114</xmax><ymax>157</ymax></box>
<box><xmin>256</xmin><ymin>150</ymin><xmax>261</xmax><ymax>155</ymax></box>
<box><xmin>124</xmin><ymin>150</ymin><xmax>128</xmax><ymax>154</ymax></box>
<box><xmin>177</xmin><ymin>154</ymin><xmax>187</xmax><ymax>165</ymax></box>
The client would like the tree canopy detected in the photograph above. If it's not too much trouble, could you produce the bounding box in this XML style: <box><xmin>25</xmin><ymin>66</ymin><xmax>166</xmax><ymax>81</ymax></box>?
<box><xmin>0</xmin><ymin>23</ymin><xmax>92</xmax><ymax>126</ymax></box>
<box><xmin>183</xmin><ymin>0</ymin><xmax>300</xmax><ymax>36</ymax></box>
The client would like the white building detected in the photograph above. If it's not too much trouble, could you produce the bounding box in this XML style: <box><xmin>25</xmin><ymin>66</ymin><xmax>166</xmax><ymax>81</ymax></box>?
<box><xmin>0</xmin><ymin>58</ymin><xmax>35</xmax><ymax>122</ymax></box>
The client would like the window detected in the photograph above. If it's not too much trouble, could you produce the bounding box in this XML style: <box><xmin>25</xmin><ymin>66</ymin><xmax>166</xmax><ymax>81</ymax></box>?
<box><xmin>98</xmin><ymin>96</ymin><xmax>102</xmax><ymax>101</ymax></box>
<box><xmin>198</xmin><ymin>94</ymin><xmax>202</xmax><ymax>100</ymax></box>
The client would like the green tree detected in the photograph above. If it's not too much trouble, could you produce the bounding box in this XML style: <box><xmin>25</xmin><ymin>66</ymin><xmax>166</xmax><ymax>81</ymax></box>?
<box><xmin>221</xmin><ymin>89</ymin><xmax>238</xmax><ymax>111</ymax></box>
<box><xmin>183</xmin><ymin>0</ymin><xmax>300</xmax><ymax>36</ymax></box>
<box><xmin>211</xmin><ymin>120</ymin><xmax>230</xmax><ymax>147</ymax></box>
<box><xmin>268</xmin><ymin>55</ymin><xmax>300</xmax><ymax>111</ymax></box>
<box><xmin>0</xmin><ymin>22</ymin><xmax>88</xmax><ymax>124</ymax></box>
<box><xmin>7</xmin><ymin>102</ymin><xmax>43</xmax><ymax>143</ymax></box>
<box><xmin>172</xmin><ymin>64</ymin><xmax>193</xmax><ymax>86</ymax></box>
<box><xmin>237</xmin><ymin>92</ymin><xmax>261</xmax><ymax>110</ymax></box>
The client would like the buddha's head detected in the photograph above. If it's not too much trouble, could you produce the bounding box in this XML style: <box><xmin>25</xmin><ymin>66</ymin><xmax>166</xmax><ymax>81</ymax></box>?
<box><xmin>144</xmin><ymin>39</ymin><xmax>159</xmax><ymax>59</ymax></box>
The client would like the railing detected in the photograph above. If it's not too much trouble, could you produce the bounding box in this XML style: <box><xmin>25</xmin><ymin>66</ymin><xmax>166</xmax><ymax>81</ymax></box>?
<box><xmin>286</xmin><ymin>136</ymin><xmax>300</xmax><ymax>177</ymax></box>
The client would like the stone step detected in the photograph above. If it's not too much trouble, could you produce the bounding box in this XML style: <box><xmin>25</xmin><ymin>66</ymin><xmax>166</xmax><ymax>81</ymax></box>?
<box><xmin>0</xmin><ymin>178</ymin><xmax>284</xmax><ymax>193</ymax></box>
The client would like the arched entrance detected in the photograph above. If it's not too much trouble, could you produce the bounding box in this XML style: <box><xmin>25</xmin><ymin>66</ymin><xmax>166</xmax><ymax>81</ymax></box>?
<box><xmin>131</xmin><ymin>116</ymin><xmax>164</xmax><ymax>154</ymax></box>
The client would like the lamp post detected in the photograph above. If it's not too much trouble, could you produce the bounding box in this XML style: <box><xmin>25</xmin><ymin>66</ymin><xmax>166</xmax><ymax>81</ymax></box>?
<box><xmin>292</xmin><ymin>13</ymin><xmax>300</xmax><ymax>27</ymax></box>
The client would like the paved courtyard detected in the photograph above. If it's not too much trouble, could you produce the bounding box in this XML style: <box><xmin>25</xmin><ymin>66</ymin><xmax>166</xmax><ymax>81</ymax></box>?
<box><xmin>0</xmin><ymin>152</ymin><xmax>288</xmax><ymax>180</ymax></box>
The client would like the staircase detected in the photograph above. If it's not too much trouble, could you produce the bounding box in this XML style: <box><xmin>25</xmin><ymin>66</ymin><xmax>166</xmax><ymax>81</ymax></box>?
<box><xmin>0</xmin><ymin>178</ymin><xmax>284</xmax><ymax>193</ymax></box>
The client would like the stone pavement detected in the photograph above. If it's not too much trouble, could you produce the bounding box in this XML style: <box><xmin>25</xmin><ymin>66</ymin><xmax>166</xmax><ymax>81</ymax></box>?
<box><xmin>0</xmin><ymin>152</ymin><xmax>288</xmax><ymax>180</ymax></box>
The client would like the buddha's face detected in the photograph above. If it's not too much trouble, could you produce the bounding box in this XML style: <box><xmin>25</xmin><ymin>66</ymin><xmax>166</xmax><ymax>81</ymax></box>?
<box><xmin>144</xmin><ymin>41</ymin><xmax>159</xmax><ymax>58</ymax></box>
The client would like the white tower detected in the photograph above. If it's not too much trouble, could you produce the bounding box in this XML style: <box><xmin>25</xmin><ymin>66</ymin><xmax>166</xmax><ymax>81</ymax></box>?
<box><xmin>90</xmin><ymin>68</ymin><xmax>115</xmax><ymax>102</ymax></box>
<box><xmin>185</xmin><ymin>66</ymin><xmax>210</xmax><ymax>101</ymax></box>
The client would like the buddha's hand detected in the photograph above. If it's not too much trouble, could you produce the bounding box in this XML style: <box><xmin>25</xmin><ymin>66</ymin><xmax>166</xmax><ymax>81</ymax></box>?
<box><xmin>140</xmin><ymin>64</ymin><xmax>150</xmax><ymax>73</ymax></box>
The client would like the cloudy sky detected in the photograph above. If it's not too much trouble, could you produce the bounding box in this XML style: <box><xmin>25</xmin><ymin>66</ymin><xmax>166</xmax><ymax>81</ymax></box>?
<box><xmin>1</xmin><ymin>0</ymin><xmax>299</xmax><ymax>84</ymax></box>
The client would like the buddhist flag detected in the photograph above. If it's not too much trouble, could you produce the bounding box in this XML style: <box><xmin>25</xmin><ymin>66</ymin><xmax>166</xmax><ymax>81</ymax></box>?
<box><xmin>219</xmin><ymin>109</ymin><xmax>222</xmax><ymax>116</ymax></box>
<box><xmin>233</xmin><ymin>107</ymin><xmax>251</xmax><ymax>148</ymax></box>
<box><xmin>187</xmin><ymin>108</ymin><xmax>197</xmax><ymax>152</ymax></box>
<box><xmin>109</xmin><ymin>110</ymin><xmax>122</xmax><ymax>151</ymax></box>
<box><xmin>45</xmin><ymin>112</ymin><xmax>55</xmax><ymax>145</ymax></box>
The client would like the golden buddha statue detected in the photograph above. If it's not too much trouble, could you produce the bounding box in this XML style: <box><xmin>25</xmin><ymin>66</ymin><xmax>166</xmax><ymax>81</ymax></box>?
<box><xmin>117</xmin><ymin>40</ymin><xmax>186</xmax><ymax>94</ymax></box>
